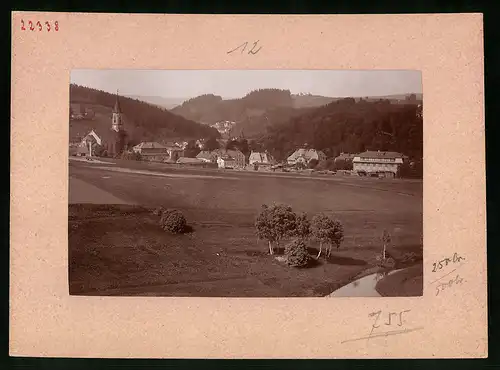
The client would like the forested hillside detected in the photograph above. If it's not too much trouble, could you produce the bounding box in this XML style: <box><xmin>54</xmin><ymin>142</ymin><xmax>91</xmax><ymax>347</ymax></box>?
<box><xmin>230</xmin><ymin>106</ymin><xmax>314</xmax><ymax>138</ymax></box>
<box><xmin>170</xmin><ymin>89</ymin><xmax>295</xmax><ymax>126</ymax></box>
<box><xmin>258</xmin><ymin>97</ymin><xmax>423</xmax><ymax>161</ymax></box>
<box><xmin>69</xmin><ymin>84</ymin><xmax>220</xmax><ymax>143</ymax></box>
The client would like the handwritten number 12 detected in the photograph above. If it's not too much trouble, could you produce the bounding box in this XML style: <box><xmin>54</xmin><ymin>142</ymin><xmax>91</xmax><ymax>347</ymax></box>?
<box><xmin>227</xmin><ymin>40</ymin><xmax>262</xmax><ymax>55</ymax></box>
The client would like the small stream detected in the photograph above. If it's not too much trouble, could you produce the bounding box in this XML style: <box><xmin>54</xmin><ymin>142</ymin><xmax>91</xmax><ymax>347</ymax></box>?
<box><xmin>327</xmin><ymin>269</ymin><xmax>404</xmax><ymax>297</ymax></box>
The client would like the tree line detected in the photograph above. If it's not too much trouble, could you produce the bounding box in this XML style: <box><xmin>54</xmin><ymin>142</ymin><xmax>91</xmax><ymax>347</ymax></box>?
<box><xmin>258</xmin><ymin>98</ymin><xmax>423</xmax><ymax>163</ymax></box>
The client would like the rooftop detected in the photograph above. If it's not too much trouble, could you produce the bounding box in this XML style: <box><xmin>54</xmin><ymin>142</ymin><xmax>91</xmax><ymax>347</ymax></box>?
<box><xmin>357</xmin><ymin>151</ymin><xmax>404</xmax><ymax>159</ymax></box>
<box><xmin>133</xmin><ymin>142</ymin><xmax>167</xmax><ymax>150</ymax></box>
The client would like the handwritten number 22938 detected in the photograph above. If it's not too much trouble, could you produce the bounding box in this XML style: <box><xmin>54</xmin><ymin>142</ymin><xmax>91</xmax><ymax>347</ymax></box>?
<box><xmin>21</xmin><ymin>20</ymin><xmax>59</xmax><ymax>31</ymax></box>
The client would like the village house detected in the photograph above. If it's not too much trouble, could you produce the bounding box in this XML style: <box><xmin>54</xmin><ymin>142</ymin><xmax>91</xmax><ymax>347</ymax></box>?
<box><xmin>132</xmin><ymin>141</ymin><xmax>185</xmax><ymax>162</ymax></box>
<box><xmin>196</xmin><ymin>151</ymin><xmax>217</xmax><ymax>163</ymax></box>
<box><xmin>249</xmin><ymin>151</ymin><xmax>276</xmax><ymax>170</ymax></box>
<box><xmin>132</xmin><ymin>142</ymin><xmax>169</xmax><ymax>161</ymax></box>
<box><xmin>249</xmin><ymin>151</ymin><xmax>274</xmax><ymax>165</ymax></box>
<box><xmin>165</xmin><ymin>146</ymin><xmax>184</xmax><ymax>162</ymax></box>
<box><xmin>217</xmin><ymin>155</ymin><xmax>236</xmax><ymax>169</ymax></box>
<box><xmin>352</xmin><ymin>150</ymin><xmax>405</xmax><ymax>177</ymax></box>
<box><xmin>218</xmin><ymin>149</ymin><xmax>246</xmax><ymax>168</ymax></box>
<box><xmin>196</xmin><ymin>148</ymin><xmax>246</xmax><ymax>169</ymax></box>
<box><xmin>287</xmin><ymin>148</ymin><xmax>327</xmax><ymax>166</ymax></box>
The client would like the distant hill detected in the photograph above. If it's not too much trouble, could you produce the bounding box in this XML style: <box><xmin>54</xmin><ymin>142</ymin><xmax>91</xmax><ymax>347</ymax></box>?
<box><xmin>125</xmin><ymin>95</ymin><xmax>188</xmax><ymax>110</ymax></box>
<box><xmin>170</xmin><ymin>89</ymin><xmax>323</xmax><ymax>138</ymax></box>
<box><xmin>291</xmin><ymin>94</ymin><xmax>338</xmax><ymax>108</ymax></box>
<box><xmin>69</xmin><ymin>85</ymin><xmax>220</xmax><ymax>145</ymax></box>
<box><xmin>169</xmin><ymin>89</ymin><xmax>422</xmax><ymax>139</ymax></box>
<box><xmin>371</xmin><ymin>93</ymin><xmax>423</xmax><ymax>101</ymax></box>
<box><xmin>170</xmin><ymin>89</ymin><xmax>295</xmax><ymax>126</ymax></box>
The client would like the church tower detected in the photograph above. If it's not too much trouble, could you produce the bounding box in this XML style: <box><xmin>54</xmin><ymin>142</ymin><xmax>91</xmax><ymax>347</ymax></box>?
<box><xmin>111</xmin><ymin>91</ymin><xmax>123</xmax><ymax>132</ymax></box>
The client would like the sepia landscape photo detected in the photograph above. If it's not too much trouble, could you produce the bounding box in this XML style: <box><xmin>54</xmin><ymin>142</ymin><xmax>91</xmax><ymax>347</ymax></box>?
<box><xmin>68</xmin><ymin>69</ymin><xmax>423</xmax><ymax>297</ymax></box>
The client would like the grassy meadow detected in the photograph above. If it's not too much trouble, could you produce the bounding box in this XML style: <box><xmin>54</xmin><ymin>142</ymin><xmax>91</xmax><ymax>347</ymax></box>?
<box><xmin>69</xmin><ymin>161</ymin><xmax>423</xmax><ymax>297</ymax></box>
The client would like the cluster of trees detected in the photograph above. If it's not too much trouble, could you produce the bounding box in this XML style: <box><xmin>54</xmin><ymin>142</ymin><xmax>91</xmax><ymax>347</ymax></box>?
<box><xmin>176</xmin><ymin>94</ymin><xmax>223</xmax><ymax>109</ymax></box>
<box><xmin>259</xmin><ymin>98</ymin><xmax>423</xmax><ymax>164</ymax></box>
<box><xmin>230</xmin><ymin>106</ymin><xmax>312</xmax><ymax>138</ymax></box>
<box><xmin>255</xmin><ymin>203</ymin><xmax>344</xmax><ymax>267</ymax></box>
<box><xmin>313</xmin><ymin>158</ymin><xmax>353</xmax><ymax>171</ymax></box>
<box><xmin>225</xmin><ymin>138</ymin><xmax>249</xmax><ymax>155</ymax></box>
<box><xmin>182</xmin><ymin>137</ymin><xmax>223</xmax><ymax>158</ymax></box>
<box><xmin>241</xmin><ymin>88</ymin><xmax>293</xmax><ymax>108</ymax></box>
<box><xmin>70</xmin><ymin>84</ymin><xmax>220</xmax><ymax>141</ymax></box>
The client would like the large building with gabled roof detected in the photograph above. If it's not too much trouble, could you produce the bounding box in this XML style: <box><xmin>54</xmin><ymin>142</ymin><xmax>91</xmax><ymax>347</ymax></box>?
<box><xmin>352</xmin><ymin>150</ymin><xmax>406</xmax><ymax>177</ymax></box>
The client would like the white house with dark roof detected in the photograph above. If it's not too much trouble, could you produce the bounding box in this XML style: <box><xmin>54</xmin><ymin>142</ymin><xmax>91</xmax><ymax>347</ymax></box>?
<box><xmin>249</xmin><ymin>151</ymin><xmax>275</xmax><ymax>165</ymax></box>
<box><xmin>352</xmin><ymin>151</ymin><xmax>405</xmax><ymax>176</ymax></box>
<box><xmin>217</xmin><ymin>154</ymin><xmax>236</xmax><ymax>169</ymax></box>
<box><xmin>197</xmin><ymin>149</ymin><xmax>246</xmax><ymax>168</ymax></box>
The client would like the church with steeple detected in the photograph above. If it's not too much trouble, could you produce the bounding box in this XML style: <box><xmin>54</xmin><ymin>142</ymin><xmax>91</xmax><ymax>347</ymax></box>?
<box><xmin>77</xmin><ymin>91</ymin><xmax>128</xmax><ymax>158</ymax></box>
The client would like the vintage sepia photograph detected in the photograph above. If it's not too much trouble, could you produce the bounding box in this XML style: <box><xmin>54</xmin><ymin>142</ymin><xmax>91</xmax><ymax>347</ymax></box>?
<box><xmin>68</xmin><ymin>69</ymin><xmax>423</xmax><ymax>297</ymax></box>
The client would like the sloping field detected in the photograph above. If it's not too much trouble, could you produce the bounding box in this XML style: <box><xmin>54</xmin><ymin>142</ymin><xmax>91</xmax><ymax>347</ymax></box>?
<box><xmin>68</xmin><ymin>161</ymin><xmax>423</xmax><ymax>297</ymax></box>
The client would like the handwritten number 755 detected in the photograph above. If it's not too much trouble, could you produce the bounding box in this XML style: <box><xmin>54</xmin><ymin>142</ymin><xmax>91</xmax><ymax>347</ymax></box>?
<box><xmin>227</xmin><ymin>40</ymin><xmax>262</xmax><ymax>55</ymax></box>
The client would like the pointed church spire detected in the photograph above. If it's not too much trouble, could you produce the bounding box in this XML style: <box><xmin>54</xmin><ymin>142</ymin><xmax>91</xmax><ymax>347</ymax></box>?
<box><xmin>113</xmin><ymin>89</ymin><xmax>121</xmax><ymax>113</ymax></box>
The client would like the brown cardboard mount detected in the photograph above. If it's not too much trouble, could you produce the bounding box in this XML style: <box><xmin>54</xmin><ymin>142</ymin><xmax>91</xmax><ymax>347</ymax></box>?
<box><xmin>10</xmin><ymin>12</ymin><xmax>486</xmax><ymax>358</ymax></box>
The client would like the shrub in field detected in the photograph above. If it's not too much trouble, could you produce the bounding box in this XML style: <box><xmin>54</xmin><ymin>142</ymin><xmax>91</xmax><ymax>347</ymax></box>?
<box><xmin>159</xmin><ymin>209</ymin><xmax>187</xmax><ymax>234</ymax></box>
<box><xmin>400</xmin><ymin>252</ymin><xmax>421</xmax><ymax>265</ymax></box>
<box><xmin>255</xmin><ymin>203</ymin><xmax>297</xmax><ymax>255</ymax></box>
<box><xmin>311</xmin><ymin>213</ymin><xmax>344</xmax><ymax>258</ymax></box>
<box><xmin>375</xmin><ymin>255</ymin><xmax>396</xmax><ymax>269</ymax></box>
<box><xmin>284</xmin><ymin>239</ymin><xmax>310</xmax><ymax>268</ymax></box>
<box><xmin>384</xmin><ymin>257</ymin><xmax>396</xmax><ymax>269</ymax></box>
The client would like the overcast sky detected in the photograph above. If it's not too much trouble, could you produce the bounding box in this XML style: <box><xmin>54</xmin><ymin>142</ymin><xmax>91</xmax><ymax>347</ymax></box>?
<box><xmin>70</xmin><ymin>69</ymin><xmax>422</xmax><ymax>99</ymax></box>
